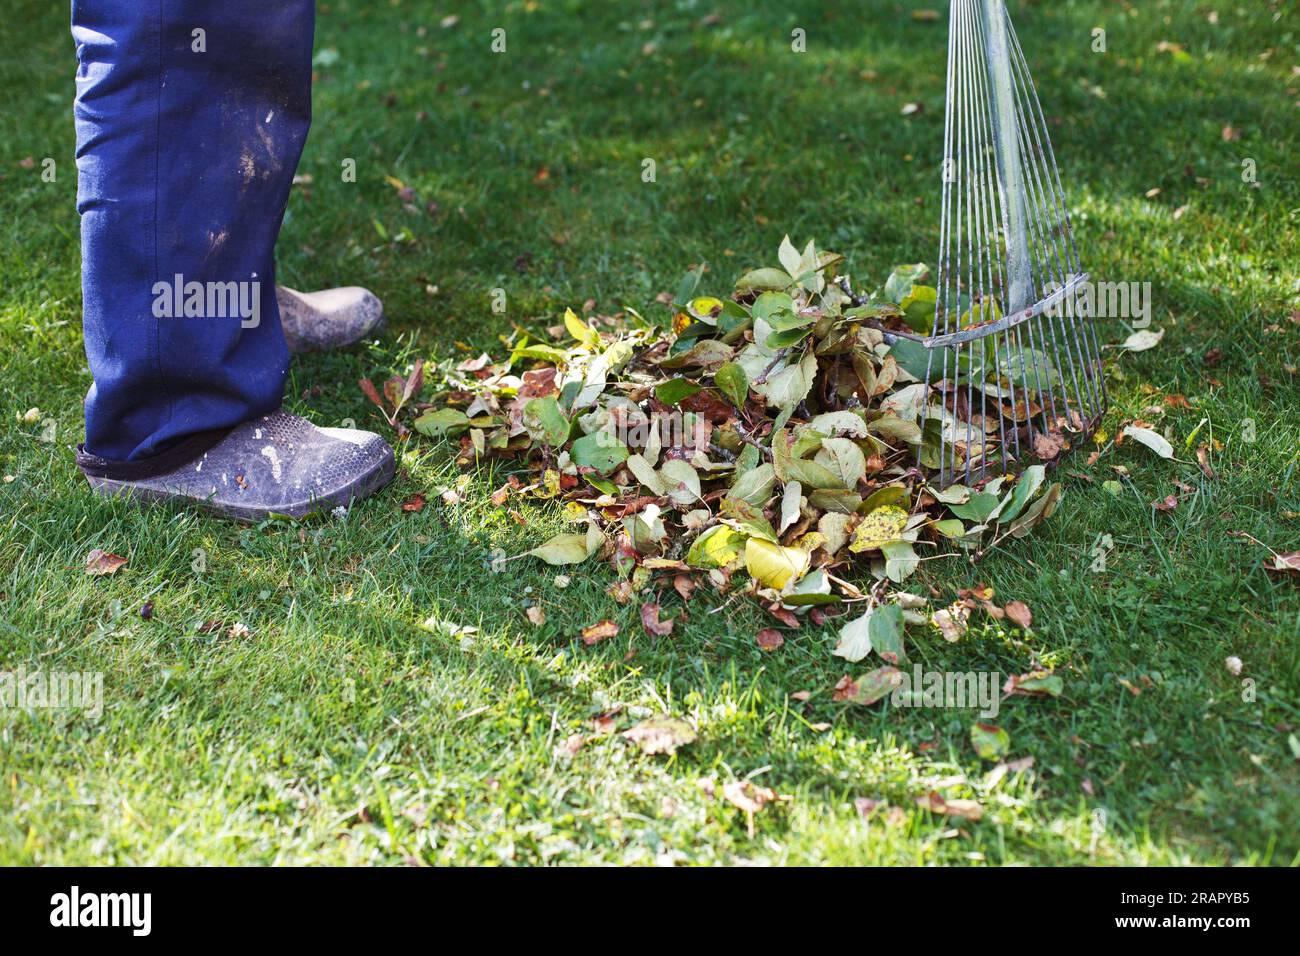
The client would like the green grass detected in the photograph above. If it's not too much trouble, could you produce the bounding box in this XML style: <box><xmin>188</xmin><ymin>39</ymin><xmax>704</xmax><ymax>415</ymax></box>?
<box><xmin>1</xmin><ymin>0</ymin><xmax>1297</xmax><ymax>865</ymax></box>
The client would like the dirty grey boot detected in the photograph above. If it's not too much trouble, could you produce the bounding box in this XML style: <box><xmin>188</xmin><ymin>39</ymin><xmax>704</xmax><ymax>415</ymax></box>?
<box><xmin>78</xmin><ymin>411</ymin><xmax>396</xmax><ymax>521</ymax></box>
<box><xmin>276</xmin><ymin>285</ymin><xmax>385</xmax><ymax>353</ymax></box>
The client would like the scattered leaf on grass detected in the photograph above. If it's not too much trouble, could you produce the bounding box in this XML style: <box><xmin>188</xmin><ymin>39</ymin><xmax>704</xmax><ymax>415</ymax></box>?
<box><xmin>1118</xmin><ymin>328</ymin><xmax>1164</xmax><ymax>352</ymax></box>
<box><xmin>85</xmin><ymin>549</ymin><xmax>128</xmax><ymax>576</ymax></box>
<box><xmin>640</xmin><ymin>602</ymin><xmax>675</xmax><ymax>636</ymax></box>
<box><xmin>1122</xmin><ymin>425</ymin><xmax>1175</xmax><ymax>459</ymax></box>
<box><xmin>721</xmin><ymin>781</ymin><xmax>787</xmax><ymax>837</ymax></box>
<box><xmin>581</xmin><ymin>620</ymin><xmax>619</xmax><ymax>645</ymax></box>
<box><xmin>1272</xmin><ymin>552</ymin><xmax>1300</xmax><ymax>578</ymax></box>
<box><xmin>756</xmin><ymin>628</ymin><xmax>785</xmax><ymax>651</ymax></box>
<box><xmin>915</xmin><ymin>792</ymin><xmax>983</xmax><ymax>822</ymax></box>
<box><xmin>833</xmin><ymin>603</ymin><xmax>904</xmax><ymax>664</ymax></box>
<box><xmin>1004</xmin><ymin>671</ymin><xmax>1063</xmax><ymax>697</ymax></box>
<box><xmin>834</xmin><ymin>666</ymin><xmax>903</xmax><ymax>705</ymax></box>
<box><xmin>526</xmin><ymin>525</ymin><xmax>602</xmax><ymax>565</ymax></box>
<box><xmin>1003</xmin><ymin>600</ymin><xmax>1033</xmax><ymax>630</ymax></box>
<box><xmin>623</xmin><ymin>717</ymin><xmax>696</xmax><ymax>755</ymax></box>
<box><xmin>970</xmin><ymin>723</ymin><xmax>1010</xmax><ymax>761</ymax></box>
<box><xmin>933</xmin><ymin>602</ymin><xmax>970</xmax><ymax>642</ymax></box>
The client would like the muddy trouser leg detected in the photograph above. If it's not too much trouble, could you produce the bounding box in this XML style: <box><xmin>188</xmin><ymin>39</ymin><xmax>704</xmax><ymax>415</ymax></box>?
<box><xmin>72</xmin><ymin>0</ymin><xmax>314</xmax><ymax>468</ymax></box>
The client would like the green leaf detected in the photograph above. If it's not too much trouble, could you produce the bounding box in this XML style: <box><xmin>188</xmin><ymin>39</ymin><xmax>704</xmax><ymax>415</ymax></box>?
<box><xmin>1009</xmin><ymin>672</ymin><xmax>1064</xmax><ymax>697</ymax></box>
<box><xmin>814</xmin><ymin>437</ymin><xmax>867</xmax><ymax>488</ymax></box>
<box><xmin>522</xmin><ymin>396</ymin><xmax>570</xmax><ymax>447</ymax></box>
<box><xmin>1122</xmin><ymin>425</ymin><xmax>1175</xmax><ymax>459</ymax></box>
<box><xmin>884</xmin><ymin>263</ymin><xmax>931</xmax><ymax>304</ymax></box>
<box><xmin>842</xmin><ymin>667</ymin><xmax>904</xmax><ymax>706</ymax></box>
<box><xmin>950</xmin><ymin>492</ymin><xmax>999</xmax><ymax>523</ymax></box>
<box><xmin>861</xmin><ymin>484</ymin><xmax>910</xmax><ymax>514</ymax></box>
<box><xmin>885</xmin><ymin>337</ymin><xmax>934</xmax><ymax>381</ymax></box>
<box><xmin>714</xmin><ymin>361</ymin><xmax>750</xmax><ymax>409</ymax></box>
<box><xmin>869</xmin><ymin>604</ymin><xmax>907</xmax><ymax>665</ymax></box>
<box><xmin>658</xmin><ymin>459</ymin><xmax>701</xmax><ymax>507</ymax></box>
<box><xmin>900</xmin><ymin>284</ymin><xmax>937</xmax><ymax>333</ymax></box>
<box><xmin>752</xmin><ymin>350</ymin><xmax>817</xmax><ymax>411</ymax></box>
<box><xmin>752</xmin><ymin>291</ymin><xmax>795</xmax><ymax>324</ymax></box>
<box><xmin>1008</xmin><ymin>482</ymin><xmax>1063</xmax><ymax>538</ymax></box>
<box><xmin>772</xmin><ymin>427</ymin><xmax>847</xmax><ymax>490</ymax></box>
<box><xmin>674</xmin><ymin>265</ymin><xmax>704</xmax><ymax>306</ymax></box>
<box><xmin>808</xmin><ymin>489</ymin><xmax>863</xmax><ymax>514</ymax></box>
<box><xmin>719</xmin><ymin>497</ymin><xmax>778</xmax><ymax>541</ymax></box>
<box><xmin>970</xmin><ymin>723</ymin><xmax>1010</xmax><ymax>761</ymax></box>
<box><xmin>931</xmin><ymin>518</ymin><xmax>966</xmax><ymax>539</ymax></box>
<box><xmin>834</xmin><ymin>603</ymin><xmax>905</xmax><ymax>664</ymax></box>
<box><xmin>729</xmin><ymin>462</ymin><xmax>776</xmax><ymax>506</ymax></box>
<box><xmin>413</xmin><ymin>407</ymin><xmax>469</xmax><ymax>438</ymax></box>
<box><xmin>992</xmin><ymin>465</ymin><xmax>1046</xmax><ymax>524</ymax></box>
<box><xmin>868</xmin><ymin>413</ymin><xmax>923</xmax><ymax>446</ymax></box>
<box><xmin>881</xmin><ymin>540</ymin><xmax>920</xmax><ymax>582</ymax></box>
<box><xmin>512</xmin><ymin>343</ymin><xmax>570</xmax><ymax>364</ymax></box>
<box><xmin>526</xmin><ymin>525</ymin><xmax>602</xmax><ymax>565</ymax></box>
<box><xmin>655</xmin><ymin>377</ymin><xmax>702</xmax><ymax>405</ymax></box>
<box><xmin>570</xmin><ymin>432</ymin><xmax>629</xmax><ymax>475</ymax></box>
<box><xmin>783</xmin><ymin>569</ymin><xmax>840</xmax><ymax>607</ymax></box>
<box><xmin>765</xmin><ymin>326</ymin><xmax>813</xmax><ymax>350</ymax></box>
<box><xmin>734</xmin><ymin>267</ymin><xmax>794</xmax><ymax>294</ymax></box>
<box><xmin>625</xmin><ymin>454</ymin><xmax>666</xmax><ymax>495</ymax></box>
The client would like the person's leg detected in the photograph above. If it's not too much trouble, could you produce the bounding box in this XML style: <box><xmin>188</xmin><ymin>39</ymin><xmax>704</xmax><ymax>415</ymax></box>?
<box><xmin>74</xmin><ymin>0</ymin><xmax>311</xmax><ymax>463</ymax></box>
<box><xmin>72</xmin><ymin>0</ymin><xmax>393</xmax><ymax>518</ymax></box>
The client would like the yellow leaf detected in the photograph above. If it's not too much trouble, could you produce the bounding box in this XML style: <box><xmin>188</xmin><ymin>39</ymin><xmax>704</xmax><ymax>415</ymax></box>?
<box><xmin>686</xmin><ymin>525</ymin><xmax>746</xmax><ymax>569</ymax></box>
<box><xmin>688</xmin><ymin>296</ymin><xmax>725</xmax><ymax>322</ymax></box>
<box><xmin>563</xmin><ymin>307</ymin><xmax>599</xmax><ymax>346</ymax></box>
<box><xmin>744</xmin><ymin>538</ymin><xmax>810</xmax><ymax>590</ymax></box>
<box><xmin>848</xmin><ymin>505</ymin><xmax>909</xmax><ymax>553</ymax></box>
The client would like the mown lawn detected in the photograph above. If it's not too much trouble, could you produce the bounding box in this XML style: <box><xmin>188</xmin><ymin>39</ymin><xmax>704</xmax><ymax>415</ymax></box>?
<box><xmin>0</xmin><ymin>0</ymin><xmax>1297</xmax><ymax>865</ymax></box>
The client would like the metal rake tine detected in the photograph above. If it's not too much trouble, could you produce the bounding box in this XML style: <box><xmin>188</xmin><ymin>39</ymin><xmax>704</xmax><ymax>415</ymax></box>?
<box><xmin>922</xmin><ymin>0</ymin><xmax>1107</xmax><ymax>486</ymax></box>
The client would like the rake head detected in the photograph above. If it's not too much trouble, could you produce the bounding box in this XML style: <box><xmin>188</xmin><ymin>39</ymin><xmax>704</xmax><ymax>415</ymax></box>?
<box><xmin>915</xmin><ymin>0</ymin><xmax>1106</xmax><ymax>486</ymax></box>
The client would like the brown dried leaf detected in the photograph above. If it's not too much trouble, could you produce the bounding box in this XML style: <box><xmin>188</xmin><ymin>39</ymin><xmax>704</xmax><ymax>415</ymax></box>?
<box><xmin>84</xmin><ymin>549</ymin><xmax>128</xmax><ymax>576</ymax></box>
<box><xmin>915</xmin><ymin>792</ymin><xmax>983</xmax><ymax>822</ymax></box>
<box><xmin>358</xmin><ymin>377</ymin><xmax>386</xmax><ymax>409</ymax></box>
<box><xmin>1003</xmin><ymin>600</ymin><xmax>1033</xmax><ymax>630</ymax></box>
<box><xmin>1032</xmin><ymin>431</ymin><xmax>1065</xmax><ymax>460</ymax></box>
<box><xmin>640</xmin><ymin>602</ymin><xmax>675</xmax><ymax>636</ymax></box>
<box><xmin>1196</xmin><ymin>444</ymin><xmax>1217</xmax><ymax>479</ymax></box>
<box><xmin>581</xmin><ymin>619</ymin><xmax>619</xmax><ymax>645</ymax></box>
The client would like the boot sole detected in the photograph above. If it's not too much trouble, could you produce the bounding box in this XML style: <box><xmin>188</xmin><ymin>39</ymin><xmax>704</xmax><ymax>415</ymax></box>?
<box><xmin>86</xmin><ymin>446</ymin><xmax>397</xmax><ymax>523</ymax></box>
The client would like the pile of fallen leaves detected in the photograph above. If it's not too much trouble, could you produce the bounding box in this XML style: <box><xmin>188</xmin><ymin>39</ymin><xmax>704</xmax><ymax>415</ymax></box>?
<box><xmin>378</xmin><ymin>237</ymin><xmax>1070</xmax><ymax>670</ymax></box>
